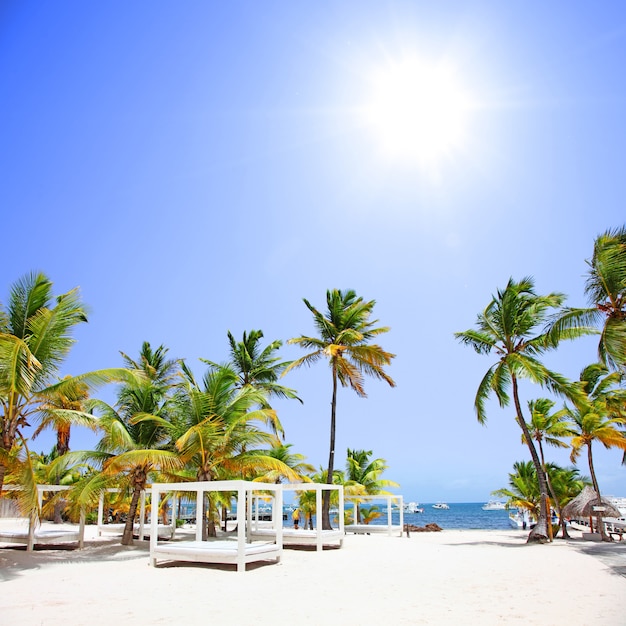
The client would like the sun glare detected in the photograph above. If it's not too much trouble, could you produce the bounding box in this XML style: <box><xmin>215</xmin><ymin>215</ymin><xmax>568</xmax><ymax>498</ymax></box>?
<box><xmin>363</xmin><ymin>57</ymin><xmax>473</xmax><ymax>168</ymax></box>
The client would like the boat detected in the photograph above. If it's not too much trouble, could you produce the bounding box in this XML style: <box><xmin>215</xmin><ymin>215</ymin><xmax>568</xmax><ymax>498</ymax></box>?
<box><xmin>606</xmin><ymin>496</ymin><xmax>626</xmax><ymax>516</ymax></box>
<box><xmin>509</xmin><ymin>509</ymin><xmax>535</xmax><ymax>530</ymax></box>
<box><xmin>403</xmin><ymin>502</ymin><xmax>424</xmax><ymax>514</ymax></box>
<box><xmin>482</xmin><ymin>500</ymin><xmax>507</xmax><ymax>511</ymax></box>
<box><xmin>432</xmin><ymin>502</ymin><xmax>450</xmax><ymax>510</ymax></box>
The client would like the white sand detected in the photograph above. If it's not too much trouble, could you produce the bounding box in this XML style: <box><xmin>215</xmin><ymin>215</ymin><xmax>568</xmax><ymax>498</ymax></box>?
<box><xmin>1</xmin><ymin>527</ymin><xmax>625</xmax><ymax>625</ymax></box>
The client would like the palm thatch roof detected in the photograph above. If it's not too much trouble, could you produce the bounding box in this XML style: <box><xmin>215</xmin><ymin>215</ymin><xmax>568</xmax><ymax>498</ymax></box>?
<box><xmin>562</xmin><ymin>486</ymin><xmax>622</xmax><ymax>519</ymax></box>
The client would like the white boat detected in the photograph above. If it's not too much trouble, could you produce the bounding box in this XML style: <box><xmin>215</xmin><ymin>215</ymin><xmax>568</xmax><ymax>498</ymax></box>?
<box><xmin>432</xmin><ymin>502</ymin><xmax>450</xmax><ymax>510</ymax></box>
<box><xmin>509</xmin><ymin>510</ymin><xmax>534</xmax><ymax>530</ymax></box>
<box><xmin>482</xmin><ymin>500</ymin><xmax>507</xmax><ymax>511</ymax></box>
<box><xmin>606</xmin><ymin>496</ymin><xmax>626</xmax><ymax>516</ymax></box>
<box><xmin>403</xmin><ymin>502</ymin><xmax>424</xmax><ymax>514</ymax></box>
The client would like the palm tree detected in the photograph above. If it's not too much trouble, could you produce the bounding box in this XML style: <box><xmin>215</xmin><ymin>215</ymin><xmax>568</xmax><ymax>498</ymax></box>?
<box><xmin>492</xmin><ymin>461</ymin><xmax>541</xmax><ymax>522</ymax></box>
<box><xmin>546</xmin><ymin>463</ymin><xmax>590</xmax><ymax>538</ymax></box>
<box><xmin>565</xmin><ymin>363</ymin><xmax>626</xmax><ymax>540</ymax></box>
<box><xmin>360</xmin><ymin>505</ymin><xmax>383</xmax><ymax>524</ymax></box>
<box><xmin>32</xmin><ymin>378</ymin><xmax>93</xmax><ymax>523</ymax></box>
<box><xmin>285</xmin><ymin>289</ymin><xmax>396</xmax><ymax>529</ymax></box>
<box><xmin>72</xmin><ymin>343</ymin><xmax>183</xmax><ymax>545</ymax></box>
<box><xmin>455</xmin><ymin>277</ymin><xmax>595</xmax><ymax>542</ymax></box>
<box><xmin>345</xmin><ymin>448</ymin><xmax>399</xmax><ymax>522</ymax></box>
<box><xmin>170</xmin><ymin>362</ymin><xmax>298</xmax><ymax>537</ymax></box>
<box><xmin>0</xmin><ymin>272</ymin><xmax>141</xmax><ymax>495</ymax></box>
<box><xmin>33</xmin><ymin>377</ymin><xmax>92</xmax><ymax>458</ymax></box>
<box><xmin>584</xmin><ymin>226</ymin><xmax>626</xmax><ymax>370</ymax></box>
<box><xmin>30</xmin><ymin>448</ymin><xmax>85</xmax><ymax>523</ymax></box>
<box><xmin>299</xmin><ymin>468</ymin><xmax>344</xmax><ymax>530</ymax></box>
<box><xmin>493</xmin><ymin>461</ymin><xmax>589</xmax><ymax>538</ymax></box>
<box><xmin>215</xmin><ymin>330</ymin><xmax>302</xmax><ymax>402</ymax></box>
<box><xmin>251</xmin><ymin>443</ymin><xmax>315</xmax><ymax>483</ymax></box>
<box><xmin>523</xmin><ymin>398</ymin><xmax>573</xmax><ymax>537</ymax></box>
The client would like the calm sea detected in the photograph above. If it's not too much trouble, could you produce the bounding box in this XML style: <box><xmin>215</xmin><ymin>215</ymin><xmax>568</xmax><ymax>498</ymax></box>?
<box><xmin>180</xmin><ymin>501</ymin><xmax>514</xmax><ymax>531</ymax></box>
<box><xmin>369</xmin><ymin>502</ymin><xmax>513</xmax><ymax>531</ymax></box>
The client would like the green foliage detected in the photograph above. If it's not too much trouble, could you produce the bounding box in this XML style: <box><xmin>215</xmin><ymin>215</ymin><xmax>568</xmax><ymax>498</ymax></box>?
<box><xmin>564</xmin><ymin>363</ymin><xmax>626</xmax><ymax>498</ymax></box>
<box><xmin>345</xmin><ymin>448</ymin><xmax>398</xmax><ymax>495</ymax></box>
<box><xmin>286</xmin><ymin>289</ymin><xmax>396</xmax><ymax>527</ymax></box>
<box><xmin>585</xmin><ymin>226</ymin><xmax>626</xmax><ymax>369</ymax></box>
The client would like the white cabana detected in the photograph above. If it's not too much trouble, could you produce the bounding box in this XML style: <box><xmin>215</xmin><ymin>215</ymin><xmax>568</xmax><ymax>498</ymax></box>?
<box><xmin>97</xmin><ymin>488</ymin><xmax>175</xmax><ymax>539</ymax></box>
<box><xmin>149</xmin><ymin>480</ymin><xmax>283</xmax><ymax>572</ymax></box>
<box><xmin>250</xmin><ymin>482</ymin><xmax>344</xmax><ymax>551</ymax></box>
<box><xmin>344</xmin><ymin>494</ymin><xmax>404</xmax><ymax>537</ymax></box>
<box><xmin>0</xmin><ymin>485</ymin><xmax>85</xmax><ymax>551</ymax></box>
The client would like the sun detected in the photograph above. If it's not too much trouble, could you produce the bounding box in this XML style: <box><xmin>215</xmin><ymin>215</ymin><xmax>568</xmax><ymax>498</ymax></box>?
<box><xmin>363</xmin><ymin>57</ymin><xmax>473</xmax><ymax>167</ymax></box>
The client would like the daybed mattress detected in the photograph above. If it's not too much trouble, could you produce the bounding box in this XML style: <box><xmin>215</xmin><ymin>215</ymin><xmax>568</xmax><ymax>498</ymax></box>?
<box><xmin>250</xmin><ymin>527</ymin><xmax>343</xmax><ymax>545</ymax></box>
<box><xmin>151</xmin><ymin>538</ymin><xmax>281</xmax><ymax>568</ymax></box>
<box><xmin>344</xmin><ymin>523</ymin><xmax>403</xmax><ymax>535</ymax></box>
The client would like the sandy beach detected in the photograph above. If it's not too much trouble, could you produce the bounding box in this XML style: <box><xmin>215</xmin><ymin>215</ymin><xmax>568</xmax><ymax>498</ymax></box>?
<box><xmin>1</xmin><ymin>527</ymin><xmax>625</xmax><ymax>625</ymax></box>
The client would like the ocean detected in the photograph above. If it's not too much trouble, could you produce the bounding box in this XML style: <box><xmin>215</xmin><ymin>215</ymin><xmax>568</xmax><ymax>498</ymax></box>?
<box><xmin>369</xmin><ymin>502</ymin><xmax>513</xmax><ymax>531</ymax></box>
<box><xmin>178</xmin><ymin>501</ymin><xmax>514</xmax><ymax>531</ymax></box>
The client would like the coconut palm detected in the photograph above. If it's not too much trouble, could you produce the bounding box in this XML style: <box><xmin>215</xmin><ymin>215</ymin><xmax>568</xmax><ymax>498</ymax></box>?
<box><xmin>216</xmin><ymin>330</ymin><xmax>302</xmax><ymax>402</ymax></box>
<box><xmin>285</xmin><ymin>289</ymin><xmax>396</xmax><ymax>529</ymax></box>
<box><xmin>169</xmin><ymin>362</ymin><xmax>298</xmax><ymax>537</ymax></box>
<box><xmin>251</xmin><ymin>443</ymin><xmax>315</xmax><ymax>483</ymax></box>
<box><xmin>360</xmin><ymin>505</ymin><xmax>383</xmax><ymax>525</ymax></box>
<box><xmin>546</xmin><ymin>464</ymin><xmax>590</xmax><ymax>538</ymax></box>
<box><xmin>30</xmin><ymin>448</ymin><xmax>86</xmax><ymax>523</ymax></box>
<box><xmin>494</xmin><ymin>461</ymin><xmax>589</xmax><ymax>539</ymax></box>
<box><xmin>70</xmin><ymin>343</ymin><xmax>183</xmax><ymax>545</ymax></box>
<box><xmin>523</xmin><ymin>398</ymin><xmax>573</xmax><ymax>537</ymax></box>
<box><xmin>33</xmin><ymin>377</ymin><xmax>92</xmax><ymax>458</ymax></box>
<box><xmin>455</xmin><ymin>277</ymin><xmax>595</xmax><ymax>542</ymax></box>
<box><xmin>299</xmin><ymin>468</ymin><xmax>344</xmax><ymax>529</ymax></box>
<box><xmin>565</xmin><ymin>363</ymin><xmax>626</xmax><ymax>540</ymax></box>
<box><xmin>492</xmin><ymin>461</ymin><xmax>541</xmax><ymax>521</ymax></box>
<box><xmin>297</xmin><ymin>488</ymin><xmax>318</xmax><ymax>530</ymax></box>
<box><xmin>584</xmin><ymin>226</ymin><xmax>626</xmax><ymax>370</ymax></box>
<box><xmin>0</xmin><ymin>272</ymin><xmax>141</xmax><ymax>494</ymax></box>
<box><xmin>32</xmin><ymin>378</ymin><xmax>94</xmax><ymax>522</ymax></box>
<box><xmin>345</xmin><ymin>448</ymin><xmax>399</xmax><ymax>522</ymax></box>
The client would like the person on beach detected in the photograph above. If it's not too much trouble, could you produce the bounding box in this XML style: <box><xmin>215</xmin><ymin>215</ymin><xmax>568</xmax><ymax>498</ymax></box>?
<box><xmin>292</xmin><ymin>508</ymin><xmax>301</xmax><ymax>529</ymax></box>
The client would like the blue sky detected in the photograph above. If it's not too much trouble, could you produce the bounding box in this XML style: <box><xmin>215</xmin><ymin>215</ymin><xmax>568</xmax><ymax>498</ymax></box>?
<box><xmin>2</xmin><ymin>1</ymin><xmax>625</xmax><ymax>502</ymax></box>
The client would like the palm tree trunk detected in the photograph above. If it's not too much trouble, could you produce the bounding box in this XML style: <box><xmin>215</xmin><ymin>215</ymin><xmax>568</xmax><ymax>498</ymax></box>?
<box><xmin>587</xmin><ymin>444</ymin><xmax>609</xmax><ymax>541</ymax></box>
<box><xmin>0</xmin><ymin>407</ymin><xmax>18</xmax><ymax>494</ymax></box>
<box><xmin>0</xmin><ymin>460</ymin><xmax>7</xmax><ymax>496</ymax></box>
<box><xmin>122</xmin><ymin>485</ymin><xmax>142</xmax><ymax>546</ymax></box>
<box><xmin>512</xmin><ymin>377</ymin><xmax>550</xmax><ymax>543</ymax></box>
<box><xmin>323</xmin><ymin>365</ymin><xmax>338</xmax><ymax>530</ymax></box>
<box><xmin>537</xmin><ymin>443</ymin><xmax>561</xmax><ymax>540</ymax></box>
<box><xmin>53</xmin><ymin>428</ymin><xmax>70</xmax><ymax>524</ymax></box>
<box><xmin>197</xmin><ymin>470</ymin><xmax>216</xmax><ymax>539</ymax></box>
<box><xmin>538</xmin><ymin>441</ymin><xmax>570</xmax><ymax>539</ymax></box>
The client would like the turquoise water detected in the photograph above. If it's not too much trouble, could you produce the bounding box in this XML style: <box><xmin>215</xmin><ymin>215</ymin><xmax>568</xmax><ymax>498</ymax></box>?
<box><xmin>369</xmin><ymin>502</ymin><xmax>513</xmax><ymax>531</ymax></box>
<box><xmin>178</xmin><ymin>501</ymin><xmax>514</xmax><ymax>531</ymax></box>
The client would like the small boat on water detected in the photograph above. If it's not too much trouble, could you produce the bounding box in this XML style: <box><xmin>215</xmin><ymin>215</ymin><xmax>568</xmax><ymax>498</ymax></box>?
<box><xmin>482</xmin><ymin>500</ymin><xmax>507</xmax><ymax>511</ymax></box>
<box><xmin>509</xmin><ymin>509</ymin><xmax>535</xmax><ymax>529</ymax></box>
<box><xmin>403</xmin><ymin>502</ymin><xmax>424</xmax><ymax>514</ymax></box>
<box><xmin>432</xmin><ymin>502</ymin><xmax>450</xmax><ymax>510</ymax></box>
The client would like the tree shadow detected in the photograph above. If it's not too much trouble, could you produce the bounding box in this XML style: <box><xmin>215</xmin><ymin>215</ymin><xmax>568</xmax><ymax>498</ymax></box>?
<box><xmin>0</xmin><ymin>538</ymin><xmax>147</xmax><ymax>582</ymax></box>
<box><xmin>566</xmin><ymin>537</ymin><xmax>626</xmax><ymax>578</ymax></box>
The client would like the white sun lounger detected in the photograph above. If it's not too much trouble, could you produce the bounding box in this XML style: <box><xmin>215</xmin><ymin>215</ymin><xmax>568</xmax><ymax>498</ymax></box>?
<box><xmin>149</xmin><ymin>480</ymin><xmax>283</xmax><ymax>572</ymax></box>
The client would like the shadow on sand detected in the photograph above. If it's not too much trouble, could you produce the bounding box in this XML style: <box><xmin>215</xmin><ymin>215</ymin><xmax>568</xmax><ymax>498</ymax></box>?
<box><xmin>0</xmin><ymin>537</ymin><xmax>149</xmax><ymax>582</ymax></box>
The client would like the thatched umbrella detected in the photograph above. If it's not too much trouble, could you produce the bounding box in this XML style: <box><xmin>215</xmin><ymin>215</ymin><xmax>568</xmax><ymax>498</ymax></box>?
<box><xmin>562</xmin><ymin>486</ymin><xmax>621</xmax><ymax>533</ymax></box>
